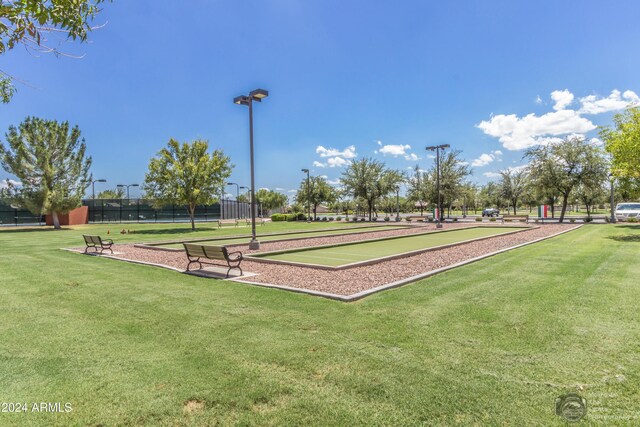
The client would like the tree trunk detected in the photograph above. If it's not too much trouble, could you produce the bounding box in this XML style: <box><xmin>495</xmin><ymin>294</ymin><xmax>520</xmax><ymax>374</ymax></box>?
<box><xmin>513</xmin><ymin>201</ymin><xmax>517</xmax><ymax>215</ymax></box>
<box><xmin>189</xmin><ymin>206</ymin><xmax>196</xmax><ymax>231</ymax></box>
<box><xmin>51</xmin><ymin>211</ymin><xmax>61</xmax><ymax>230</ymax></box>
<box><xmin>313</xmin><ymin>204</ymin><xmax>318</xmax><ymax>220</ymax></box>
<box><xmin>559</xmin><ymin>194</ymin><xmax>569</xmax><ymax>223</ymax></box>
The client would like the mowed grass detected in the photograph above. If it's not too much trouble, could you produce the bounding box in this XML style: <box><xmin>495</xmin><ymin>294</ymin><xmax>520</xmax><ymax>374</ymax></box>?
<box><xmin>154</xmin><ymin>224</ymin><xmax>407</xmax><ymax>249</ymax></box>
<box><xmin>1</xmin><ymin>223</ymin><xmax>639</xmax><ymax>426</ymax></box>
<box><xmin>256</xmin><ymin>226</ymin><xmax>525</xmax><ymax>266</ymax></box>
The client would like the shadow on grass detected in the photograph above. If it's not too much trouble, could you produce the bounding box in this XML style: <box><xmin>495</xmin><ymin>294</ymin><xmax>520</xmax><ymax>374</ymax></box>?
<box><xmin>131</xmin><ymin>227</ymin><xmax>216</xmax><ymax>235</ymax></box>
<box><xmin>615</xmin><ymin>224</ymin><xmax>640</xmax><ymax>230</ymax></box>
<box><xmin>607</xmin><ymin>234</ymin><xmax>640</xmax><ymax>243</ymax></box>
<box><xmin>0</xmin><ymin>226</ymin><xmax>71</xmax><ymax>233</ymax></box>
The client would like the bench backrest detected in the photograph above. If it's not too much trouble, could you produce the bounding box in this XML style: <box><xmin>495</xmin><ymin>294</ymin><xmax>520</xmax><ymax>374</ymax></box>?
<box><xmin>83</xmin><ymin>235</ymin><xmax>102</xmax><ymax>245</ymax></box>
<box><xmin>183</xmin><ymin>243</ymin><xmax>228</xmax><ymax>261</ymax></box>
<box><xmin>219</xmin><ymin>219</ymin><xmax>237</xmax><ymax>225</ymax></box>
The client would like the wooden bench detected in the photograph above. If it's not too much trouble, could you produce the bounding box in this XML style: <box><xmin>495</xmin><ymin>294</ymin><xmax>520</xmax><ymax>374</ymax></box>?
<box><xmin>83</xmin><ymin>235</ymin><xmax>114</xmax><ymax>254</ymax></box>
<box><xmin>407</xmin><ymin>215</ymin><xmax>431</xmax><ymax>222</ymax></box>
<box><xmin>502</xmin><ymin>215</ymin><xmax>529</xmax><ymax>223</ymax></box>
<box><xmin>217</xmin><ymin>219</ymin><xmax>238</xmax><ymax>228</ymax></box>
<box><xmin>183</xmin><ymin>243</ymin><xmax>243</xmax><ymax>278</ymax></box>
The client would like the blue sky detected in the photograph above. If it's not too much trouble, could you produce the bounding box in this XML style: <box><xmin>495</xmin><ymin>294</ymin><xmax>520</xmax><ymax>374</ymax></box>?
<box><xmin>1</xmin><ymin>0</ymin><xmax>639</xmax><ymax>198</ymax></box>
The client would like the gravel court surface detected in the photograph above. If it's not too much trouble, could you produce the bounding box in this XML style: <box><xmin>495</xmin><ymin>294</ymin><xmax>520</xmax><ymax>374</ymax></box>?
<box><xmin>67</xmin><ymin>223</ymin><xmax>578</xmax><ymax>297</ymax></box>
<box><xmin>254</xmin><ymin>226</ymin><xmax>526</xmax><ymax>266</ymax></box>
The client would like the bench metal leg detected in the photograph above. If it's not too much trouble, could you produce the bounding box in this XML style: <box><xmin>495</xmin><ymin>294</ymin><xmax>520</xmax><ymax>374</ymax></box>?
<box><xmin>187</xmin><ymin>257</ymin><xmax>202</xmax><ymax>271</ymax></box>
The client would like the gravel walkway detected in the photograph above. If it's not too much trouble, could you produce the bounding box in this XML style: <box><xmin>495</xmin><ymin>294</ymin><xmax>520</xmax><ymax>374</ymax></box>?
<box><xmin>70</xmin><ymin>223</ymin><xmax>578</xmax><ymax>296</ymax></box>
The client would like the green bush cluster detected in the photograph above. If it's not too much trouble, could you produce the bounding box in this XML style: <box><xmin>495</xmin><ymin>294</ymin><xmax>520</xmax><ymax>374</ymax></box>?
<box><xmin>270</xmin><ymin>213</ymin><xmax>307</xmax><ymax>222</ymax></box>
<box><xmin>475</xmin><ymin>217</ymin><xmax>482</xmax><ymax>222</ymax></box>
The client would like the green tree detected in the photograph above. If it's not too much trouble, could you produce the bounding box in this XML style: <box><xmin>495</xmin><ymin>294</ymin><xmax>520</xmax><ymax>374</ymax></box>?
<box><xmin>96</xmin><ymin>188</ymin><xmax>125</xmax><ymax>199</ymax></box>
<box><xmin>479</xmin><ymin>182</ymin><xmax>503</xmax><ymax>210</ymax></box>
<box><xmin>0</xmin><ymin>117</ymin><xmax>92</xmax><ymax>229</ymax></box>
<box><xmin>295</xmin><ymin>176</ymin><xmax>337</xmax><ymax>220</ymax></box>
<box><xmin>499</xmin><ymin>168</ymin><xmax>529</xmax><ymax>215</ymax></box>
<box><xmin>600</xmin><ymin>106</ymin><xmax>640</xmax><ymax>179</ymax></box>
<box><xmin>255</xmin><ymin>189</ymin><xmax>288</xmax><ymax>214</ymax></box>
<box><xmin>406</xmin><ymin>165</ymin><xmax>433</xmax><ymax>215</ymax></box>
<box><xmin>340</xmin><ymin>158</ymin><xmax>403</xmax><ymax>220</ymax></box>
<box><xmin>431</xmin><ymin>150</ymin><xmax>471</xmax><ymax>217</ymax></box>
<box><xmin>526</xmin><ymin>136</ymin><xmax>608</xmax><ymax>222</ymax></box>
<box><xmin>142</xmin><ymin>139</ymin><xmax>232</xmax><ymax>230</ymax></box>
<box><xmin>0</xmin><ymin>0</ymin><xmax>109</xmax><ymax>103</ymax></box>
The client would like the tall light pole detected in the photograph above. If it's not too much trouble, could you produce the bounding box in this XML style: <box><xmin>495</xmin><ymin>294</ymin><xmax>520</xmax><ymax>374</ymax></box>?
<box><xmin>426</xmin><ymin>144</ymin><xmax>450</xmax><ymax>228</ymax></box>
<box><xmin>234</xmin><ymin>88</ymin><xmax>269</xmax><ymax>250</ymax></box>
<box><xmin>227</xmin><ymin>182</ymin><xmax>240</xmax><ymax>219</ymax></box>
<box><xmin>301</xmin><ymin>168</ymin><xmax>311</xmax><ymax>222</ymax></box>
<box><xmin>395</xmin><ymin>185</ymin><xmax>400</xmax><ymax>221</ymax></box>
<box><xmin>91</xmin><ymin>179</ymin><xmax>107</xmax><ymax>200</ymax></box>
<box><xmin>240</xmin><ymin>186</ymin><xmax>250</xmax><ymax>219</ymax></box>
<box><xmin>117</xmin><ymin>184</ymin><xmax>139</xmax><ymax>200</ymax></box>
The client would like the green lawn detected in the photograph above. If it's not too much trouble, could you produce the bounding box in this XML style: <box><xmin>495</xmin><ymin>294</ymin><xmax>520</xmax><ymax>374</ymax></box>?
<box><xmin>1</xmin><ymin>223</ymin><xmax>639</xmax><ymax>426</ymax></box>
<box><xmin>255</xmin><ymin>226</ymin><xmax>525</xmax><ymax>266</ymax></box>
<box><xmin>153</xmin><ymin>224</ymin><xmax>407</xmax><ymax>249</ymax></box>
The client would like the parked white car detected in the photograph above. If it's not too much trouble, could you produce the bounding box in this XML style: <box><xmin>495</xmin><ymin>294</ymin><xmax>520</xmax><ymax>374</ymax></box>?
<box><xmin>615</xmin><ymin>203</ymin><xmax>640</xmax><ymax>221</ymax></box>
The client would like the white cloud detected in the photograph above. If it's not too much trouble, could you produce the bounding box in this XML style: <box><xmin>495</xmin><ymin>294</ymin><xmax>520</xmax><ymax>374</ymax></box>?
<box><xmin>477</xmin><ymin>109</ymin><xmax>596</xmax><ymax>151</ymax></box>
<box><xmin>483</xmin><ymin>164</ymin><xmax>529</xmax><ymax>180</ymax></box>
<box><xmin>535</xmin><ymin>95</ymin><xmax>542</xmax><ymax>105</ymax></box>
<box><xmin>326</xmin><ymin>156</ymin><xmax>349</xmax><ymax>167</ymax></box>
<box><xmin>312</xmin><ymin>160</ymin><xmax>325</xmax><ymax>168</ymax></box>
<box><xmin>327</xmin><ymin>178</ymin><xmax>341</xmax><ymax>185</ymax></box>
<box><xmin>551</xmin><ymin>89</ymin><xmax>574</xmax><ymax>111</ymax></box>
<box><xmin>259</xmin><ymin>187</ymin><xmax>270</xmax><ymax>191</ymax></box>
<box><xmin>275</xmin><ymin>187</ymin><xmax>286</xmax><ymax>191</ymax></box>
<box><xmin>404</xmin><ymin>153</ymin><xmax>420</xmax><ymax>161</ymax></box>
<box><xmin>0</xmin><ymin>179</ymin><xmax>20</xmax><ymax>189</ymax></box>
<box><xmin>316</xmin><ymin>145</ymin><xmax>357</xmax><ymax>159</ymax></box>
<box><xmin>378</xmin><ymin>143</ymin><xmax>411</xmax><ymax>157</ymax></box>
<box><xmin>426</xmin><ymin>154</ymin><xmax>436</xmax><ymax>159</ymax></box>
<box><xmin>483</xmin><ymin>171</ymin><xmax>501</xmax><ymax>179</ymax></box>
<box><xmin>287</xmin><ymin>189</ymin><xmax>297</xmax><ymax>193</ymax></box>
<box><xmin>579</xmin><ymin>90</ymin><xmax>640</xmax><ymax>114</ymax></box>
<box><xmin>471</xmin><ymin>150</ymin><xmax>502</xmax><ymax>167</ymax></box>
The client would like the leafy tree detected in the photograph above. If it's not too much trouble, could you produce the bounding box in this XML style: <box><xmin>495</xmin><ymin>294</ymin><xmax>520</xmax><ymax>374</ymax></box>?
<box><xmin>0</xmin><ymin>117</ymin><xmax>92</xmax><ymax>229</ymax></box>
<box><xmin>255</xmin><ymin>189</ymin><xmax>288</xmax><ymax>214</ymax></box>
<box><xmin>0</xmin><ymin>0</ymin><xmax>109</xmax><ymax>103</ymax></box>
<box><xmin>526</xmin><ymin>136</ymin><xmax>608</xmax><ymax>222</ymax></box>
<box><xmin>479</xmin><ymin>182</ymin><xmax>503</xmax><ymax>210</ymax></box>
<box><xmin>0</xmin><ymin>184</ymin><xmax>10</xmax><ymax>198</ymax></box>
<box><xmin>295</xmin><ymin>176</ymin><xmax>337</xmax><ymax>220</ymax></box>
<box><xmin>430</xmin><ymin>150</ymin><xmax>471</xmax><ymax>218</ymax></box>
<box><xmin>499</xmin><ymin>168</ymin><xmax>529</xmax><ymax>215</ymax></box>
<box><xmin>236</xmin><ymin>193</ymin><xmax>249</xmax><ymax>203</ymax></box>
<box><xmin>406</xmin><ymin>165</ymin><xmax>433</xmax><ymax>215</ymax></box>
<box><xmin>601</xmin><ymin>107</ymin><xmax>640</xmax><ymax>179</ymax></box>
<box><xmin>142</xmin><ymin>139</ymin><xmax>232</xmax><ymax>230</ymax></box>
<box><xmin>340</xmin><ymin>158</ymin><xmax>403</xmax><ymax>220</ymax></box>
<box><xmin>97</xmin><ymin>188</ymin><xmax>125</xmax><ymax>199</ymax></box>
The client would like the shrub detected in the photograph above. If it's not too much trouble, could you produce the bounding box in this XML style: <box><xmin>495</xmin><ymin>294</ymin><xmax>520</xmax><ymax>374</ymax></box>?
<box><xmin>328</xmin><ymin>216</ymin><xmax>334</xmax><ymax>221</ymax></box>
<box><xmin>453</xmin><ymin>218</ymin><xmax>458</xmax><ymax>222</ymax></box>
<box><xmin>405</xmin><ymin>217</ymin><xmax>412</xmax><ymax>222</ymax></box>
<box><xmin>286</xmin><ymin>213</ymin><xmax>298</xmax><ymax>221</ymax></box>
<box><xmin>372</xmin><ymin>217</ymin><xmax>378</xmax><ymax>222</ymax></box>
<box><xmin>475</xmin><ymin>217</ymin><xmax>482</xmax><ymax>222</ymax></box>
<box><xmin>384</xmin><ymin>217</ymin><xmax>390</xmax><ymax>221</ymax></box>
<box><xmin>270</xmin><ymin>213</ymin><xmax>287</xmax><ymax>222</ymax></box>
<box><xmin>570</xmin><ymin>218</ymin><xmax>576</xmax><ymax>223</ymax></box>
<box><xmin>352</xmin><ymin>217</ymin><xmax>358</xmax><ymax>222</ymax></box>
<box><xmin>585</xmin><ymin>217</ymin><xmax>594</xmax><ymax>223</ymax></box>
<box><xmin>489</xmin><ymin>217</ymin><xmax>497</xmax><ymax>222</ymax></box>
<box><xmin>321</xmin><ymin>217</ymin><xmax>328</xmax><ymax>221</ymax></box>
<box><xmin>604</xmin><ymin>216</ymin><xmax>610</xmax><ymax>223</ymax></box>
<box><xmin>336</xmin><ymin>216</ymin><xmax>342</xmax><ymax>221</ymax></box>
<box><xmin>627</xmin><ymin>217</ymin><xmax>637</xmax><ymax>223</ymax></box>
<box><xmin>360</xmin><ymin>218</ymin><xmax>366</xmax><ymax>222</ymax></box>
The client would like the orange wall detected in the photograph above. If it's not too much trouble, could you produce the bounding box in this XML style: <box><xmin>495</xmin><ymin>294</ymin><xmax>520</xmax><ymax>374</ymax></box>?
<box><xmin>45</xmin><ymin>206</ymin><xmax>89</xmax><ymax>226</ymax></box>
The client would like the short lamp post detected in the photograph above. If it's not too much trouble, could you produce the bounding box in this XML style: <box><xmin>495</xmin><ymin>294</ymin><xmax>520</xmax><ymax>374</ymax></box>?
<box><xmin>301</xmin><ymin>168</ymin><xmax>311</xmax><ymax>222</ymax></box>
<box><xmin>117</xmin><ymin>183</ymin><xmax>139</xmax><ymax>200</ymax></box>
<box><xmin>395</xmin><ymin>185</ymin><xmax>400</xmax><ymax>221</ymax></box>
<box><xmin>609</xmin><ymin>175</ymin><xmax>616</xmax><ymax>224</ymax></box>
<box><xmin>425</xmin><ymin>144</ymin><xmax>450</xmax><ymax>228</ymax></box>
<box><xmin>234</xmin><ymin>88</ymin><xmax>269</xmax><ymax>250</ymax></box>
<box><xmin>91</xmin><ymin>179</ymin><xmax>107</xmax><ymax>199</ymax></box>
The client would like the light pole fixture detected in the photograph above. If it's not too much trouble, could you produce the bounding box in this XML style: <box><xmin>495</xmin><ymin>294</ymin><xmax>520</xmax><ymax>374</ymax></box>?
<box><xmin>425</xmin><ymin>144</ymin><xmax>450</xmax><ymax>228</ymax></box>
<box><xmin>301</xmin><ymin>168</ymin><xmax>311</xmax><ymax>222</ymax></box>
<box><xmin>117</xmin><ymin>183</ymin><xmax>139</xmax><ymax>200</ymax></box>
<box><xmin>234</xmin><ymin>88</ymin><xmax>269</xmax><ymax>250</ymax></box>
<box><xmin>91</xmin><ymin>179</ymin><xmax>107</xmax><ymax>200</ymax></box>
